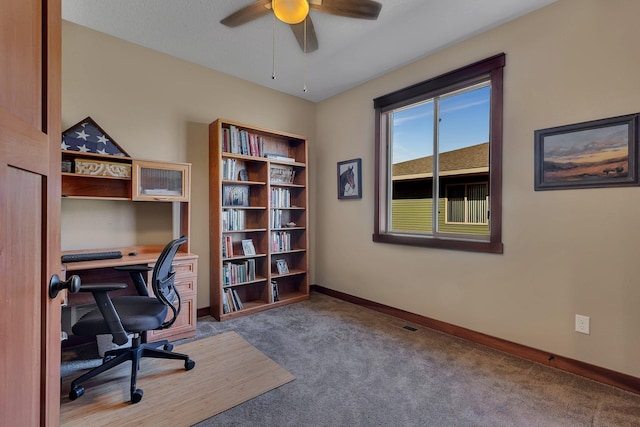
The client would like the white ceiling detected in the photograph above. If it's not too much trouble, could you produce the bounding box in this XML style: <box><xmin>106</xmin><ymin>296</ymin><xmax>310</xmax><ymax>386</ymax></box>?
<box><xmin>62</xmin><ymin>0</ymin><xmax>556</xmax><ymax>103</ymax></box>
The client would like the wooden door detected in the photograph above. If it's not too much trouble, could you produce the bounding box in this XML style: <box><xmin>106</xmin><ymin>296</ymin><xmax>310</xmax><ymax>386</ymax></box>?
<box><xmin>0</xmin><ymin>0</ymin><xmax>62</xmax><ymax>425</ymax></box>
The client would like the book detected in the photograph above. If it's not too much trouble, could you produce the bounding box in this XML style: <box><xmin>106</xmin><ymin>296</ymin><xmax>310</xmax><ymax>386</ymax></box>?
<box><xmin>221</xmin><ymin>290</ymin><xmax>231</xmax><ymax>313</ymax></box>
<box><xmin>223</xmin><ymin>184</ymin><xmax>250</xmax><ymax>206</ymax></box>
<box><xmin>270</xmin><ymin>187</ymin><xmax>291</xmax><ymax>207</ymax></box>
<box><xmin>271</xmin><ymin>280</ymin><xmax>279</xmax><ymax>302</ymax></box>
<box><xmin>222</xmin><ymin>209</ymin><xmax>246</xmax><ymax>231</ymax></box>
<box><xmin>270</xmin><ymin>165</ymin><xmax>295</xmax><ymax>184</ymax></box>
<box><xmin>223</xmin><ymin>289</ymin><xmax>235</xmax><ymax>312</ymax></box>
<box><xmin>222</xmin><ymin>235</ymin><xmax>234</xmax><ymax>259</ymax></box>
<box><xmin>232</xmin><ymin>289</ymin><xmax>243</xmax><ymax>310</ymax></box>
<box><xmin>222</xmin><ymin>158</ymin><xmax>236</xmax><ymax>180</ymax></box>
<box><xmin>242</xmin><ymin>239</ymin><xmax>256</xmax><ymax>256</ymax></box>
<box><xmin>248</xmin><ymin>258</ymin><xmax>256</xmax><ymax>281</ymax></box>
<box><xmin>271</xmin><ymin>209</ymin><xmax>283</xmax><ymax>229</ymax></box>
<box><xmin>265</xmin><ymin>153</ymin><xmax>295</xmax><ymax>163</ymax></box>
<box><xmin>271</xmin><ymin>231</ymin><xmax>291</xmax><ymax>252</ymax></box>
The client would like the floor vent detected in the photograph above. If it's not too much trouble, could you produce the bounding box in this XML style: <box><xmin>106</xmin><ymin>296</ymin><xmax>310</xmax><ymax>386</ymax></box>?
<box><xmin>403</xmin><ymin>325</ymin><xmax>418</xmax><ymax>332</ymax></box>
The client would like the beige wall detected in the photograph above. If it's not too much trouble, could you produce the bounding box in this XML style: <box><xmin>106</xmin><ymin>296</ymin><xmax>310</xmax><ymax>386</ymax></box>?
<box><xmin>314</xmin><ymin>0</ymin><xmax>640</xmax><ymax>378</ymax></box>
<box><xmin>61</xmin><ymin>21</ymin><xmax>317</xmax><ymax>310</ymax></box>
<box><xmin>63</xmin><ymin>0</ymin><xmax>640</xmax><ymax>379</ymax></box>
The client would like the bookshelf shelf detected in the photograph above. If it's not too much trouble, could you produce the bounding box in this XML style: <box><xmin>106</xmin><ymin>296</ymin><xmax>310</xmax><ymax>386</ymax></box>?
<box><xmin>222</xmin><ymin>228</ymin><xmax>268</xmax><ymax>233</ymax></box>
<box><xmin>272</xmin><ymin>249</ymin><xmax>306</xmax><ymax>255</ymax></box>
<box><xmin>271</xmin><ymin>269</ymin><xmax>306</xmax><ymax>279</ymax></box>
<box><xmin>222</xmin><ymin>276</ymin><xmax>268</xmax><ymax>288</ymax></box>
<box><xmin>210</xmin><ymin>118</ymin><xmax>309</xmax><ymax>320</ymax></box>
<box><xmin>222</xmin><ymin>179</ymin><xmax>266</xmax><ymax>186</ymax></box>
<box><xmin>223</xmin><ymin>253</ymin><xmax>268</xmax><ymax>261</ymax></box>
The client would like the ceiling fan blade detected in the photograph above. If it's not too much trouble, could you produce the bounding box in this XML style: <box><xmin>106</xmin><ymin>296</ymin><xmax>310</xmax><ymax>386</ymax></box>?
<box><xmin>291</xmin><ymin>16</ymin><xmax>319</xmax><ymax>53</ymax></box>
<box><xmin>220</xmin><ymin>0</ymin><xmax>272</xmax><ymax>27</ymax></box>
<box><xmin>310</xmin><ymin>0</ymin><xmax>382</xmax><ymax>20</ymax></box>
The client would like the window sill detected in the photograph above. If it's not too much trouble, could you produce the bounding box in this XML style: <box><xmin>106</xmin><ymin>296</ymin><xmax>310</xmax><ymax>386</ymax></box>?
<box><xmin>372</xmin><ymin>232</ymin><xmax>503</xmax><ymax>254</ymax></box>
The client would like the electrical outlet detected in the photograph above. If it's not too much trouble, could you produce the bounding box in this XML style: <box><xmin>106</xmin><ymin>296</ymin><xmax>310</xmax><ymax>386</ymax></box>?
<box><xmin>575</xmin><ymin>314</ymin><xmax>590</xmax><ymax>334</ymax></box>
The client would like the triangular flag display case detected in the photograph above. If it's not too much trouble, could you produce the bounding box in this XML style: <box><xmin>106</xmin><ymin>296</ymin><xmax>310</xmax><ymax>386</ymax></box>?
<box><xmin>62</xmin><ymin>116</ymin><xmax>130</xmax><ymax>157</ymax></box>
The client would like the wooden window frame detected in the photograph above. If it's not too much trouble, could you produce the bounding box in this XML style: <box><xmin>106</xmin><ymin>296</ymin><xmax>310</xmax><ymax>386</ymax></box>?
<box><xmin>373</xmin><ymin>54</ymin><xmax>504</xmax><ymax>254</ymax></box>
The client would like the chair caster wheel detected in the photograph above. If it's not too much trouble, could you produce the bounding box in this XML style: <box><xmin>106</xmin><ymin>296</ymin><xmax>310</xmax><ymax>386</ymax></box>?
<box><xmin>164</xmin><ymin>343</ymin><xmax>174</xmax><ymax>351</ymax></box>
<box><xmin>69</xmin><ymin>386</ymin><xmax>84</xmax><ymax>400</ymax></box>
<box><xmin>131</xmin><ymin>389</ymin><xmax>143</xmax><ymax>404</ymax></box>
<box><xmin>185</xmin><ymin>359</ymin><xmax>195</xmax><ymax>370</ymax></box>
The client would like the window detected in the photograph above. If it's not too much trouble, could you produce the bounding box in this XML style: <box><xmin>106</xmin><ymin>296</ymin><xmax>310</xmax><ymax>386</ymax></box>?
<box><xmin>373</xmin><ymin>54</ymin><xmax>504</xmax><ymax>253</ymax></box>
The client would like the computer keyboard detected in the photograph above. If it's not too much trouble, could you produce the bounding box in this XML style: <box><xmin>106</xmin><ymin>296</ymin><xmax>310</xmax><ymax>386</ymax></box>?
<box><xmin>61</xmin><ymin>250</ymin><xmax>123</xmax><ymax>263</ymax></box>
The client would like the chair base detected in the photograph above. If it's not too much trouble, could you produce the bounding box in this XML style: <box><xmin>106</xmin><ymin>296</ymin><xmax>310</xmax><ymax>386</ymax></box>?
<box><xmin>69</xmin><ymin>335</ymin><xmax>195</xmax><ymax>404</ymax></box>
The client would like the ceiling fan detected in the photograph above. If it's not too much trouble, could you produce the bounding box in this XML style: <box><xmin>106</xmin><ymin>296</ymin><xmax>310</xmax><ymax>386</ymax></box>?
<box><xmin>220</xmin><ymin>0</ymin><xmax>382</xmax><ymax>53</ymax></box>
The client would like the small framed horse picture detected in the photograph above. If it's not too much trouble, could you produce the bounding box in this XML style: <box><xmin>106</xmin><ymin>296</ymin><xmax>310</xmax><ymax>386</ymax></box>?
<box><xmin>337</xmin><ymin>158</ymin><xmax>362</xmax><ymax>199</ymax></box>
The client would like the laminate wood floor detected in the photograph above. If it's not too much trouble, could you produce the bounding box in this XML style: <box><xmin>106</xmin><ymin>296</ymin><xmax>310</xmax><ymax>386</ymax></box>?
<box><xmin>60</xmin><ymin>331</ymin><xmax>294</xmax><ymax>426</ymax></box>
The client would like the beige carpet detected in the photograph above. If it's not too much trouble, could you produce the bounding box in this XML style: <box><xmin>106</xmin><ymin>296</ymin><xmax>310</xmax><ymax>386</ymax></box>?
<box><xmin>60</xmin><ymin>331</ymin><xmax>295</xmax><ymax>426</ymax></box>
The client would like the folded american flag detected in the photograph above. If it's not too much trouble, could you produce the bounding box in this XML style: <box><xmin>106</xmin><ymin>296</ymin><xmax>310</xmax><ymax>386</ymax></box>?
<box><xmin>61</xmin><ymin>116</ymin><xmax>129</xmax><ymax>156</ymax></box>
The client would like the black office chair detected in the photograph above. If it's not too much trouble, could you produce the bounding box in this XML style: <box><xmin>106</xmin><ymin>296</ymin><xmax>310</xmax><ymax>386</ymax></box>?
<box><xmin>68</xmin><ymin>236</ymin><xmax>195</xmax><ymax>404</ymax></box>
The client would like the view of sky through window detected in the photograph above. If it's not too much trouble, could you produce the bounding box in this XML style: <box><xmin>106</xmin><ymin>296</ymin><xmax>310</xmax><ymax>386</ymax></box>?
<box><xmin>392</xmin><ymin>85</ymin><xmax>490</xmax><ymax>164</ymax></box>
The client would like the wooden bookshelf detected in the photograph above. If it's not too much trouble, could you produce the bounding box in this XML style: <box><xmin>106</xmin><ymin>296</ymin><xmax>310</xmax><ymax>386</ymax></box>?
<box><xmin>209</xmin><ymin>119</ymin><xmax>309</xmax><ymax>321</ymax></box>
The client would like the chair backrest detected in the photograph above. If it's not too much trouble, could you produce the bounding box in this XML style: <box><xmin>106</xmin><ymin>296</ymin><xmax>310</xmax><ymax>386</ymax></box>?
<box><xmin>152</xmin><ymin>236</ymin><xmax>187</xmax><ymax>329</ymax></box>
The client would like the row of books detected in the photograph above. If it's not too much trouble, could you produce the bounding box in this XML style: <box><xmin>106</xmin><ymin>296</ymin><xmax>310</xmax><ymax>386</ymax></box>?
<box><xmin>270</xmin><ymin>165</ymin><xmax>296</xmax><ymax>184</ymax></box>
<box><xmin>222</xmin><ymin>288</ymin><xmax>244</xmax><ymax>313</ymax></box>
<box><xmin>271</xmin><ymin>209</ymin><xmax>285</xmax><ymax>229</ymax></box>
<box><xmin>270</xmin><ymin>187</ymin><xmax>292</xmax><ymax>208</ymax></box>
<box><xmin>223</xmin><ymin>126</ymin><xmax>265</xmax><ymax>157</ymax></box>
<box><xmin>223</xmin><ymin>259</ymin><xmax>257</xmax><ymax>285</ymax></box>
<box><xmin>222</xmin><ymin>158</ymin><xmax>242</xmax><ymax>181</ymax></box>
<box><xmin>221</xmin><ymin>125</ymin><xmax>298</xmax><ymax>163</ymax></box>
<box><xmin>272</xmin><ymin>231</ymin><xmax>292</xmax><ymax>252</ymax></box>
<box><xmin>222</xmin><ymin>235</ymin><xmax>234</xmax><ymax>258</ymax></box>
<box><xmin>222</xmin><ymin>209</ymin><xmax>246</xmax><ymax>231</ymax></box>
<box><xmin>223</xmin><ymin>281</ymin><xmax>280</xmax><ymax>313</ymax></box>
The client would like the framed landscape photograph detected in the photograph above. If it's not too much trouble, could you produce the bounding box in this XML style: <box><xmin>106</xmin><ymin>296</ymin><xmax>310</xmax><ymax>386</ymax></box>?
<box><xmin>534</xmin><ymin>114</ymin><xmax>639</xmax><ymax>190</ymax></box>
<box><xmin>337</xmin><ymin>158</ymin><xmax>362</xmax><ymax>199</ymax></box>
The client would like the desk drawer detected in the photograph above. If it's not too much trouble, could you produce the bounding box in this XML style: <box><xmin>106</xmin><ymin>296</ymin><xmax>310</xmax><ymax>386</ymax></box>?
<box><xmin>147</xmin><ymin>258</ymin><xmax>196</xmax><ymax>279</ymax></box>
<box><xmin>147</xmin><ymin>256</ymin><xmax>198</xmax><ymax>342</ymax></box>
<box><xmin>148</xmin><ymin>296</ymin><xmax>195</xmax><ymax>341</ymax></box>
<box><xmin>175</xmin><ymin>277</ymin><xmax>195</xmax><ymax>294</ymax></box>
<box><xmin>173</xmin><ymin>259</ymin><xmax>197</xmax><ymax>277</ymax></box>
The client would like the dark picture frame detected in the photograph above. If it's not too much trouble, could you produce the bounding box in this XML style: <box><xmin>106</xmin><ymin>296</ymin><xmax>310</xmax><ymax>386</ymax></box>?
<box><xmin>337</xmin><ymin>158</ymin><xmax>362</xmax><ymax>199</ymax></box>
<box><xmin>534</xmin><ymin>114</ymin><xmax>639</xmax><ymax>190</ymax></box>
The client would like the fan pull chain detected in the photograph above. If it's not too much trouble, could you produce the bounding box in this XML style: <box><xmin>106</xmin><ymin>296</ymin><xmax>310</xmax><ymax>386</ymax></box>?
<box><xmin>272</xmin><ymin>15</ymin><xmax>276</xmax><ymax>80</ymax></box>
<box><xmin>303</xmin><ymin>18</ymin><xmax>307</xmax><ymax>92</ymax></box>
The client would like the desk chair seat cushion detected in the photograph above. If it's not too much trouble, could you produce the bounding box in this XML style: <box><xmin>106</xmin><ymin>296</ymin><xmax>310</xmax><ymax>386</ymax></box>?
<box><xmin>72</xmin><ymin>296</ymin><xmax>168</xmax><ymax>337</ymax></box>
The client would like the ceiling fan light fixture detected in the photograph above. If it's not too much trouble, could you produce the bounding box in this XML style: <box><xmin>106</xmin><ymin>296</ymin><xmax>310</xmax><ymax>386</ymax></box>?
<box><xmin>272</xmin><ymin>0</ymin><xmax>309</xmax><ymax>25</ymax></box>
